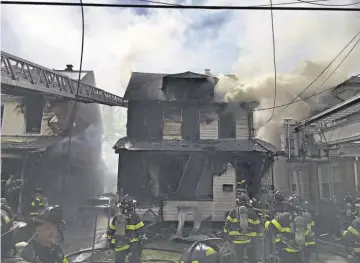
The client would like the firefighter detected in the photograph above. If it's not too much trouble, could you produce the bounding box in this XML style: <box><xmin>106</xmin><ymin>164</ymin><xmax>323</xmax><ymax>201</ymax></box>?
<box><xmin>19</xmin><ymin>205</ymin><xmax>68</xmax><ymax>263</ymax></box>
<box><xmin>107</xmin><ymin>194</ymin><xmax>146</xmax><ymax>263</ymax></box>
<box><xmin>267</xmin><ymin>212</ymin><xmax>306</xmax><ymax>263</ymax></box>
<box><xmin>303</xmin><ymin>212</ymin><xmax>316</xmax><ymax>263</ymax></box>
<box><xmin>1</xmin><ymin>207</ymin><xmax>28</xmax><ymax>263</ymax></box>
<box><xmin>224</xmin><ymin>194</ymin><xmax>261</xmax><ymax>263</ymax></box>
<box><xmin>273</xmin><ymin>190</ymin><xmax>288</xmax><ymax>215</ymax></box>
<box><xmin>342</xmin><ymin>216</ymin><xmax>360</xmax><ymax>260</ymax></box>
<box><xmin>29</xmin><ymin>188</ymin><xmax>46</xmax><ymax>217</ymax></box>
<box><xmin>179</xmin><ymin>240</ymin><xmax>222</xmax><ymax>263</ymax></box>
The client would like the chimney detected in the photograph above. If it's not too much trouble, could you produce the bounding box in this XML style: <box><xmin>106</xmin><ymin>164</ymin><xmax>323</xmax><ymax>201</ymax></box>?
<box><xmin>205</xmin><ymin>69</ymin><xmax>211</xmax><ymax>75</ymax></box>
<box><xmin>65</xmin><ymin>64</ymin><xmax>74</xmax><ymax>71</ymax></box>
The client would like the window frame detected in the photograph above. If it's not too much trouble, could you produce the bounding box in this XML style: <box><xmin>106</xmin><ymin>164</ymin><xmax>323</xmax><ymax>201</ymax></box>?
<box><xmin>24</xmin><ymin>99</ymin><xmax>44</xmax><ymax>134</ymax></box>
<box><xmin>318</xmin><ymin>162</ymin><xmax>343</xmax><ymax>200</ymax></box>
<box><xmin>290</xmin><ymin>170</ymin><xmax>304</xmax><ymax>196</ymax></box>
<box><xmin>162</xmin><ymin>106</ymin><xmax>182</xmax><ymax>139</ymax></box>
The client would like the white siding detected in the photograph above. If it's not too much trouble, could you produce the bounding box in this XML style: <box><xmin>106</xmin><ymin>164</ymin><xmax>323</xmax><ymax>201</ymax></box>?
<box><xmin>200</xmin><ymin>120</ymin><xmax>219</xmax><ymax>139</ymax></box>
<box><xmin>235</xmin><ymin>109</ymin><xmax>249</xmax><ymax>139</ymax></box>
<box><xmin>1</xmin><ymin>98</ymin><xmax>69</xmax><ymax>136</ymax></box>
<box><xmin>163</xmin><ymin>163</ymin><xmax>236</xmax><ymax>222</ymax></box>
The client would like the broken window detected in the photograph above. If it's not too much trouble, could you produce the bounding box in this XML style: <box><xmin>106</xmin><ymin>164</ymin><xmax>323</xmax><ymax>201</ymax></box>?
<box><xmin>25</xmin><ymin>97</ymin><xmax>44</xmax><ymax>134</ymax></box>
<box><xmin>1</xmin><ymin>105</ymin><xmax>4</xmax><ymax>129</ymax></box>
<box><xmin>163</xmin><ymin>106</ymin><xmax>182</xmax><ymax>140</ymax></box>
<box><xmin>199</xmin><ymin>110</ymin><xmax>219</xmax><ymax>139</ymax></box>
<box><xmin>219</xmin><ymin>113</ymin><xmax>235</xmax><ymax>138</ymax></box>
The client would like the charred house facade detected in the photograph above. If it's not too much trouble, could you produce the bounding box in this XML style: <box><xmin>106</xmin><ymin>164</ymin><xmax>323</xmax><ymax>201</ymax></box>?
<box><xmin>114</xmin><ymin>71</ymin><xmax>274</xmax><ymax>220</ymax></box>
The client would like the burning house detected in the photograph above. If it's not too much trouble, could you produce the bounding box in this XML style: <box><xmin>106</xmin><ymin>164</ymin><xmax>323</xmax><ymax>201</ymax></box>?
<box><xmin>113</xmin><ymin>70</ymin><xmax>276</xmax><ymax>225</ymax></box>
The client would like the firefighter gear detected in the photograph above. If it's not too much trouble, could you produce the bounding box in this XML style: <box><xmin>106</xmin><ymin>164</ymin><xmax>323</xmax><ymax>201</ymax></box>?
<box><xmin>107</xmin><ymin>194</ymin><xmax>145</xmax><ymax>263</ymax></box>
<box><xmin>1</xmin><ymin>207</ymin><xmax>28</xmax><ymax>263</ymax></box>
<box><xmin>179</xmin><ymin>241</ymin><xmax>219</xmax><ymax>263</ymax></box>
<box><xmin>303</xmin><ymin>212</ymin><xmax>316</xmax><ymax>263</ymax></box>
<box><xmin>342</xmin><ymin>217</ymin><xmax>360</xmax><ymax>258</ymax></box>
<box><xmin>29</xmin><ymin>189</ymin><xmax>46</xmax><ymax>217</ymax></box>
<box><xmin>20</xmin><ymin>206</ymin><xmax>68</xmax><ymax>263</ymax></box>
<box><xmin>267</xmin><ymin>212</ymin><xmax>305</xmax><ymax>263</ymax></box>
<box><xmin>224</xmin><ymin>195</ymin><xmax>261</xmax><ymax>263</ymax></box>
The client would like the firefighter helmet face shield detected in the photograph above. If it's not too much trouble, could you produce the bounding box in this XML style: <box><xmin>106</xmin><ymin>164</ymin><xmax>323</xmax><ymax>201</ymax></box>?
<box><xmin>293</xmin><ymin>216</ymin><xmax>306</xmax><ymax>246</ymax></box>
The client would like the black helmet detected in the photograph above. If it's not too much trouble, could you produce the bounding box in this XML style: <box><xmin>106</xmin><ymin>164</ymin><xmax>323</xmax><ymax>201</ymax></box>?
<box><xmin>35</xmin><ymin>205</ymin><xmax>63</xmax><ymax>226</ymax></box>
<box><xmin>34</xmin><ymin>188</ymin><xmax>43</xmax><ymax>194</ymax></box>
<box><xmin>236</xmin><ymin>194</ymin><xmax>250</xmax><ymax>206</ymax></box>
<box><xmin>288</xmin><ymin>196</ymin><xmax>300</xmax><ymax>206</ymax></box>
<box><xmin>118</xmin><ymin>194</ymin><xmax>136</xmax><ymax>210</ymax></box>
<box><xmin>274</xmin><ymin>190</ymin><xmax>285</xmax><ymax>202</ymax></box>
<box><xmin>180</xmin><ymin>241</ymin><xmax>219</xmax><ymax>263</ymax></box>
<box><xmin>344</xmin><ymin>193</ymin><xmax>353</xmax><ymax>204</ymax></box>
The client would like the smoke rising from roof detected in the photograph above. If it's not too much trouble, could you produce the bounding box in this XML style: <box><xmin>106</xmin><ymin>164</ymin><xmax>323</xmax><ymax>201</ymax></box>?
<box><xmin>214</xmin><ymin>1</ymin><xmax>360</xmax><ymax>147</ymax></box>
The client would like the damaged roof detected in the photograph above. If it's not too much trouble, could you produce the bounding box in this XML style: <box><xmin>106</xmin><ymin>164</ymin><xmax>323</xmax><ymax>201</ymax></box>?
<box><xmin>113</xmin><ymin>137</ymin><xmax>278</xmax><ymax>153</ymax></box>
<box><xmin>1</xmin><ymin>136</ymin><xmax>65</xmax><ymax>151</ymax></box>
<box><xmin>123</xmin><ymin>71</ymin><xmax>218</xmax><ymax>101</ymax></box>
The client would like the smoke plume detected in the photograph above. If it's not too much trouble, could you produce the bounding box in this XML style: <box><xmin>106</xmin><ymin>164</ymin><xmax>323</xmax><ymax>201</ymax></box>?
<box><xmin>214</xmin><ymin>1</ymin><xmax>360</xmax><ymax>147</ymax></box>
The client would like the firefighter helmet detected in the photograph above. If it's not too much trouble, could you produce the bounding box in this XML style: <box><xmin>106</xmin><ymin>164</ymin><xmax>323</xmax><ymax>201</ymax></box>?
<box><xmin>288</xmin><ymin>196</ymin><xmax>300</xmax><ymax>206</ymax></box>
<box><xmin>34</xmin><ymin>188</ymin><xmax>43</xmax><ymax>194</ymax></box>
<box><xmin>1</xmin><ymin>209</ymin><xmax>27</xmax><ymax>237</ymax></box>
<box><xmin>117</xmin><ymin>194</ymin><xmax>136</xmax><ymax>210</ymax></box>
<box><xmin>236</xmin><ymin>194</ymin><xmax>250</xmax><ymax>206</ymax></box>
<box><xmin>35</xmin><ymin>205</ymin><xmax>63</xmax><ymax>226</ymax></box>
<box><xmin>344</xmin><ymin>193</ymin><xmax>353</xmax><ymax>204</ymax></box>
<box><xmin>180</xmin><ymin>241</ymin><xmax>219</xmax><ymax>263</ymax></box>
<box><xmin>274</xmin><ymin>190</ymin><xmax>285</xmax><ymax>202</ymax></box>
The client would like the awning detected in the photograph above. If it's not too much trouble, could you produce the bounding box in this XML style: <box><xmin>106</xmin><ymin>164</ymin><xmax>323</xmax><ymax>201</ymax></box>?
<box><xmin>113</xmin><ymin>137</ymin><xmax>277</xmax><ymax>153</ymax></box>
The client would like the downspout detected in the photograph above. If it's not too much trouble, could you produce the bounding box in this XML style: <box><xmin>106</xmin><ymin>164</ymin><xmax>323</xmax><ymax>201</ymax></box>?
<box><xmin>354</xmin><ymin>156</ymin><xmax>358</xmax><ymax>193</ymax></box>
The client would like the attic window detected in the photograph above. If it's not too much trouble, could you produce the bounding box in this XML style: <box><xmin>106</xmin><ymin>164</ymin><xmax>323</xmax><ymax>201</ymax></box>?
<box><xmin>25</xmin><ymin>97</ymin><xmax>43</xmax><ymax>134</ymax></box>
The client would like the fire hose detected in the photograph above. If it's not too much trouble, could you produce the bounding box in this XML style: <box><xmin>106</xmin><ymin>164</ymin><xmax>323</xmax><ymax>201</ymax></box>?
<box><xmin>65</xmin><ymin>246</ymin><xmax>182</xmax><ymax>263</ymax></box>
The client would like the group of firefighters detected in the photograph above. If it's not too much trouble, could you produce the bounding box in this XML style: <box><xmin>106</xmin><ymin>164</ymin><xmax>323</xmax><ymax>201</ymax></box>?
<box><xmin>2</xmin><ymin>179</ymin><xmax>360</xmax><ymax>263</ymax></box>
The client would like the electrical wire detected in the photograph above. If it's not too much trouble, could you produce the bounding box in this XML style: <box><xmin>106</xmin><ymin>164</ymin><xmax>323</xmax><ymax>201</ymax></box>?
<box><xmin>138</xmin><ymin>0</ymin><xmax>329</xmax><ymax>7</ymax></box>
<box><xmin>263</xmin><ymin>0</ymin><xmax>278</xmax><ymax>127</ymax></box>
<box><xmin>297</xmin><ymin>0</ymin><xmax>360</xmax><ymax>7</ymax></box>
<box><xmin>2</xmin><ymin>1</ymin><xmax>360</xmax><ymax>11</ymax></box>
<box><xmin>265</xmin><ymin>29</ymin><xmax>360</xmax><ymax>118</ymax></box>
<box><xmin>62</xmin><ymin>0</ymin><xmax>85</xmax><ymax>202</ymax></box>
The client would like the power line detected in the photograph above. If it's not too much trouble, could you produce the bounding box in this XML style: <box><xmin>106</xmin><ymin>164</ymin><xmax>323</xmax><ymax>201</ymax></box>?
<box><xmin>263</xmin><ymin>0</ymin><xmax>278</xmax><ymax>126</ymax></box>
<box><xmin>62</xmin><ymin>0</ymin><xmax>85</xmax><ymax>202</ymax></box>
<box><xmin>297</xmin><ymin>0</ymin><xmax>360</xmax><ymax>7</ymax></box>
<box><xmin>138</xmin><ymin>0</ymin><xmax>329</xmax><ymax>7</ymax></box>
<box><xmin>267</xmin><ymin>29</ymin><xmax>360</xmax><ymax>116</ymax></box>
<box><xmin>2</xmin><ymin>1</ymin><xmax>360</xmax><ymax>11</ymax></box>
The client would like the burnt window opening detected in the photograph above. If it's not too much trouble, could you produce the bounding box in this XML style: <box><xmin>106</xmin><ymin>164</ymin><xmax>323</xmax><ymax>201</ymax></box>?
<box><xmin>222</xmin><ymin>184</ymin><xmax>234</xmax><ymax>192</ymax></box>
<box><xmin>25</xmin><ymin>97</ymin><xmax>44</xmax><ymax>134</ymax></box>
<box><xmin>163</xmin><ymin>106</ymin><xmax>182</xmax><ymax>140</ymax></box>
<box><xmin>219</xmin><ymin>113</ymin><xmax>236</xmax><ymax>138</ymax></box>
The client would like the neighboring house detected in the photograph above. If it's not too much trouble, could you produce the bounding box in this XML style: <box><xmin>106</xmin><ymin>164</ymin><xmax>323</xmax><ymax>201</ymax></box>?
<box><xmin>283</xmin><ymin>75</ymin><xmax>360</xmax><ymax>213</ymax></box>
<box><xmin>1</xmin><ymin>65</ymin><xmax>105</xmax><ymax>212</ymax></box>
<box><xmin>113</xmin><ymin>70</ymin><xmax>276</xmax><ymax>223</ymax></box>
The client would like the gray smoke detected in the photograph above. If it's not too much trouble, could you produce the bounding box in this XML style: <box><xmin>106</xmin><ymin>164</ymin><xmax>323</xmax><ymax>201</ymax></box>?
<box><xmin>215</xmin><ymin>3</ymin><xmax>360</xmax><ymax>148</ymax></box>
